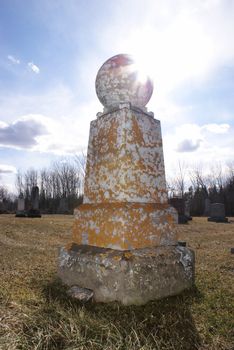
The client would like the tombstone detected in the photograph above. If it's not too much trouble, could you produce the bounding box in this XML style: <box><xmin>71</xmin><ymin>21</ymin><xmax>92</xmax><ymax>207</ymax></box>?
<box><xmin>0</xmin><ymin>201</ymin><xmax>5</xmax><ymax>214</ymax></box>
<box><xmin>208</xmin><ymin>203</ymin><xmax>228</xmax><ymax>223</ymax></box>
<box><xmin>15</xmin><ymin>193</ymin><xmax>26</xmax><ymax>217</ymax></box>
<box><xmin>58</xmin><ymin>54</ymin><xmax>195</xmax><ymax>305</ymax></box>
<box><xmin>57</xmin><ymin>197</ymin><xmax>69</xmax><ymax>214</ymax></box>
<box><xmin>203</xmin><ymin>198</ymin><xmax>211</xmax><ymax>216</ymax></box>
<box><xmin>0</xmin><ymin>200</ymin><xmax>6</xmax><ymax>214</ymax></box>
<box><xmin>169</xmin><ymin>197</ymin><xmax>189</xmax><ymax>224</ymax></box>
<box><xmin>27</xmin><ymin>186</ymin><xmax>41</xmax><ymax>218</ymax></box>
<box><xmin>185</xmin><ymin>200</ymin><xmax>192</xmax><ymax>220</ymax></box>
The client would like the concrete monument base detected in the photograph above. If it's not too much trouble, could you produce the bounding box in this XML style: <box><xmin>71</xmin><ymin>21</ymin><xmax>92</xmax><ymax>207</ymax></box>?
<box><xmin>207</xmin><ymin>217</ymin><xmax>229</xmax><ymax>223</ymax></box>
<box><xmin>27</xmin><ymin>209</ymin><xmax>42</xmax><ymax>218</ymax></box>
<box><xmin>15</xmin><ymin>211</ymin><xmax>27</xmax><ymax>217</ymax></box>
<box><xmin>58</xmin><ymin>243</ymin><xmax>195</xmax><ymax>305</ymax></box>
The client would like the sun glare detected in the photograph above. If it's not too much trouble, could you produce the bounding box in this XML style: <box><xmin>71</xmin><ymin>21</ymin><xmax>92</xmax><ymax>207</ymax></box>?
<box><xmin>120</xmin><ymin>17</ymin><xmax>214</xmax><ymax>96</ymax></box>
<box><xmin>130</xmin><ymin>62</ymin><xmax>149</xmax><ymax>84</ymax></box>
<box><xmin>129</xmin><ymin>55</ymin><xmax>154</xmax><ymax>85</ymax></box>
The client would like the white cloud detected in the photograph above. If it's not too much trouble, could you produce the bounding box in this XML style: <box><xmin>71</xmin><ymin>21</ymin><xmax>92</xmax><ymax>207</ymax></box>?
<box><xmin>0</xmin><ymin>115</ymin><xmax>48</xmax><ymax>149</ymax></box>
<box><xmin>177</xmin><ymin>139</ymin><xmax>202</xmax><ymax>152</ymax></box>
<box><xmin>163</xmin><ymin>121</ymin><xmax>233</xmax><ymax>179</ymax></box>
<box><xmin>28</xmin><ymin>62</ymin><xmax>40</xmax><ymax>74</ymax></box>
<box><xmin>7</xmin><ymin>55</ymin><xmax>20</xmax><ymax>64</ymax></box>
<box><xmin>0</xmin><ymin>82</ymin><xmax>100</xmax><ymax>155</ymax></box>
<box><xmin>0</xmin><ymin>110</ymin><xmax>91</xmax><ymax>156</ymax></box>
<box><xmin>0</xmin><ymin>164</ymin><xmax>16</xmax><ymax>174</ymax></box>
<box><xmin>202</xmin><ymin>123</ymin><xmax>230</xmax><ymax>134</ymax></box>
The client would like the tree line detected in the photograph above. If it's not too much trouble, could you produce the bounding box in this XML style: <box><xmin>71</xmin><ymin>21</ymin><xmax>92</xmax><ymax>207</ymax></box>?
<box><xmin>0</xmin><ymin>155</ymin><xmax>85</xmax><ymax>214</ymax></box>
<box><xmin>168</xmin><ymin>162</ymin><xmax>234</xmax><ymax>216</ymax></box>
<box><xmin>0</xmin><ymin>159</ymin><xmax>234</xmax><ymax>216</ymax></box>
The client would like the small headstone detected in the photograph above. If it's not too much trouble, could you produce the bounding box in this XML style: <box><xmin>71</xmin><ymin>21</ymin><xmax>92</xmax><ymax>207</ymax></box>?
<box><xmin>0</xmin><ymin>200</ymin><xmax>7</xmax><ymax>214</ymax></box>
<box><xmin>27</xmin><ymin>186</ymin><xmax>41</xmax><ymax>218</ymax></box>
<box><xmin>169</xmin><ymin>197</ymin><xmax>189</xmax><ymax>224</ymax></box>
<box><xmin>57</xmin><ymin>197</ymin><xmax>69</xmax><ymax>214</ymax></box>
<box><xmin>230</xmin><ymin>248</ymin><xmax>234</xmax><ymax>254</ymax></box>
<box><xmin>185</xmin><ymin>200</ymin><xmax>192</xmax><ymax>220</ymax></box>
<box><xmin>204</xmin><ymin>198</ymin><xmax>211</xmax><ymax>216</ymax></box>
<box><xmin>15</xmin><ymin>193</ymin><xmax>26</xmax><ymax>217</ymax></box>
<box><xmin>67</xmin><ymin>286</ymin><xmax>93</xmax><ymax>302</ymax></box>
<box><xmin>207</xmin><ymin>203</ymin><xmax>228</xmax><ymax>223</ymax></box>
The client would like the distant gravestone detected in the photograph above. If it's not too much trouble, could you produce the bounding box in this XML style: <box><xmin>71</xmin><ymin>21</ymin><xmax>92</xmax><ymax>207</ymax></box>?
<box><xmin>185</xmin><ymin>200</ymin><xmax>192</xmax><ymax>220</ymax></box>
<box><xmin>27</xmin><ymin>186</ymin><xmax>41</xmax><ymax>218</ymax></box>
<box><xmin>204</xmin><ymin>198</ymin><xmax>211</xmax><ymax>216</ymax></box>
<box><xmin>169</xmin><ymin>197</ymin><xmax>189</xmax><ymax>224</ymax></box>
<box><xmin>0</xmin><ymin>200</ymin><xmax>7</xmax><ymax>214</ymax></box>
<box><xmin>15</xmin><ymin>193</ymin><xmax>26</xmax><ymax>217</ymax></box>
<box><xmin>57</xmin><ymin>197</ymin><xmax>69</xmax><ymax>214</ymax></box>
<box><xmin>208</xmin><ymin>203</ymin><xmax>228</xmax><ymax>223</ymax></box>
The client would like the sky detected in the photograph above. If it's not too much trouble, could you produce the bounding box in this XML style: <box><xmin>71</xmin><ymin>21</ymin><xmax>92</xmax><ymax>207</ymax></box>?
<box><xmin>0</xmin><ymin>0</ymin><xmax>234</xmax><ymax>192</ymax></box>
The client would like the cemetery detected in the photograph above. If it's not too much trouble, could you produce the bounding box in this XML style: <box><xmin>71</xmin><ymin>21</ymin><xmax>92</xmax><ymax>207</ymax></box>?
<box><xmin>1</xmin><ymin>0</ymin><xmax>234</xmax><ymax>347</ymax></box>
<box><xmin>0</xmin><ymin>214</ymin><xmax>233</xmax><ymax>349</ymax></box>
<box><xmin>0</xmin><ymin>53</ymin><xmax>234</xmax><ymax>350</ymax></box>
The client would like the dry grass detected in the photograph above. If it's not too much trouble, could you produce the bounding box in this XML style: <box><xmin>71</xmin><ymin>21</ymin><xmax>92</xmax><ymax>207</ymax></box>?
<box><xmin>0</xmin><ymin>215</ymin><xmax>233</xmax><ymax>350</ymax></box>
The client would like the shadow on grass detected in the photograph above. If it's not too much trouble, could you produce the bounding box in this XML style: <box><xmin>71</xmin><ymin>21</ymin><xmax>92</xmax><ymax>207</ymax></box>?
<box><xmin>25</xmin><ymin>276</ymin><xmax>203</xmax><ymax>350</ymax></box>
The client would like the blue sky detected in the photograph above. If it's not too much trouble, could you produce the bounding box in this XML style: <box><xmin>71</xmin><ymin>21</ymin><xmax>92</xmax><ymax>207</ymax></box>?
<box><xmin>0</xmin><ymin>0</ymin><xmax>234</xmax><ymax>192</ymax></box>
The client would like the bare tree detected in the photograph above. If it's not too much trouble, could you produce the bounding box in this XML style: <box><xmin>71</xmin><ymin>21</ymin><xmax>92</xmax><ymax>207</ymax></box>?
<box><xmin>189</xmin><ymin>163</ymin><xmax>209</xmax><ymax>190</ymax></box>
<box><xmin>15</xmin><ymin>170</ymin><xmax>24</xmax><ymax>195</ymax></box>
<box><xmin>168</xmin><ymin>161</ymin><xmax>187</xmax><ymax>198</ymax></box>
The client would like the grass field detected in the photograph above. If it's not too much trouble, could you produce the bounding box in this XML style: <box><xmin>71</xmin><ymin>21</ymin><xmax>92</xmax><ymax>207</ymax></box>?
<box><xmin>0</xmin><ymin>214</ymin><xmax>233</xmax><ymax>350</ymax></box>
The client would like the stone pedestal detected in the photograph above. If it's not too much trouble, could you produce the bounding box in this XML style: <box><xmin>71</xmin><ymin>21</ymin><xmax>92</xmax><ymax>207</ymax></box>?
<box><xmin>169</xmin><ymin>197</ymin><xmax>189</xmax><ymax>224</ymax></box>
<box><xmin>208</xmin><ymin>203</ymin><xmax>228</xmax><ymax>223</ymax></box>
<box><xmin>58</xmin><ymin>54</ymin><xmax>195</xmax><ymax>304</ymax></box>
<box><xmin>15</xmin><ymin>196</ymin><xmax>27</xmax><ymax>217</ymax></box>
<box><xmin>204</xmin><ymin>198</ymin><xmax>211</xmax><ymax>216</ymax></box>
<box><xmin>59</xmin><ymin>244</ymin><xmax>194</xmax><ymax>305</ymax></box>
<box><xmin>27</xmin><ymin>186</ymin><xmax>41</xmax><ymax>218</ymax></box>
<box><xmin>72</xmin><ymin>106</ymin><xmax>178</xmax><ymax>250</ymax></box>
<box><xmin>73</xmin><ymin>202</ymin><xmax>177</xmax><ymax>250</ymax></box>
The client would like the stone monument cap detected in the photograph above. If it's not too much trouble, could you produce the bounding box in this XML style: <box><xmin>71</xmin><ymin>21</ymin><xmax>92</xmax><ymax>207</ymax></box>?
<box><xmin>95</xmin><ymin>54</ymin><xmax>153</xmax><ymax>110</ymax></box>
<box><xmin>210</xmin><ymin>203</ymin><xmax>225</xmax><ymax>218</ymax></box>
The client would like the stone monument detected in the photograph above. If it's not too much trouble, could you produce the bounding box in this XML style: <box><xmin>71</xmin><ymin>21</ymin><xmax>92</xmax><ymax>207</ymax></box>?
<box><xmin>169</xmin><ymin>197</ymin><xmax>189</xmax><ymax>224</ymax></box>
<box><xmin>204</xmin><ymin>198</ymin><xmax>211</xmax><ymax>216</ymax></box>
<box><xmin>185</xmin><ymin>200</ymin><xmax>192</xmax><ymax>220</ymax></box>
<box><xmin>57</xmin><ymin>197</ymin><xmax>69</xmax><ymax>214</ymax></box>
<box><xmin>208</xmin><ymin>203</ymin><xmax>228</xmax><ymax>223</ymax></box>
<box><xmin>0</xmin><ymin>199</ymin><xmax>7</xmax><ymax>214</ymax></box>
<box><xmin>27</xmin><ymin>186</ymin><xmax>41</xmax><ymax>218</ymax></box>
<box><xmin>15</xmin><ymin>193</ymin><xmax>26</xmax><ymax>217</ymax></box>
<box><xmin>58</xmin><ymin>54</ymin><xmax>195</xmax><ymax>305</ymax></box>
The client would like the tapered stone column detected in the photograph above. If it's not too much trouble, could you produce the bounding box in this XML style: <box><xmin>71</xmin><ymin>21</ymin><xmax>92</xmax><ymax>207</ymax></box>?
<box><xmin>58</xmin><ymin>54</ymin><xmax>195</xmax><ymax>305</ymax></box>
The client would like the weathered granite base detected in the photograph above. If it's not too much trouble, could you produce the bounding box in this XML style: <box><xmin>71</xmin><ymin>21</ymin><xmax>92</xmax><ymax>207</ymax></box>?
<box><xmin>15</xmin><ymin>211</ymin><xmax>27</xmax><ymax>217</ymax></box>
<box><xmin>178</xmin><ymin>214</ymin><xmax>189</xmax><ymax>224</ymax></box>
<box><xmin>58</xmin><ymin>244</ymin><xmax>195</xmax><ymax>305</ymax></box>
<box><xmin>207</xmin><ymin>217</ymin><xmax>229</xmax><ymax>223</ymax></box>
<box><xmin>27</xmin><ymin>209</ymin><xmax>41</xmax><ymax>218</ymax></box>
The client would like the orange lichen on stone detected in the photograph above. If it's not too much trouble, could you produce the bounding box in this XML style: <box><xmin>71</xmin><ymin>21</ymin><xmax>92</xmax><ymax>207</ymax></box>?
<box><xmin>70</xmin><ymin>105</ymin><xmax>178</xmax><ymax>251</ymax></box>
<box><xmin>58</xmin><ymin>54</ymin><xmax>195</xmax><ymax>305</ymax></box>
<box><xmin>131</xmin><ymin>115</ymin><xmax>145</xmax><ymax>145</ymax></box>
<box><xmin>72</xmin><ymin>203</ymin><xmax>178</xmax><ymax>250</ymax></box>
<box><xmin>83</xmin><ymin>107</ymin><xmax>168</xmax><ymax>204</ymax></box>
<box><xmin>65</xmin><ymin>242</ymin><xmax>74</xmax><ymax>251</ymax></box>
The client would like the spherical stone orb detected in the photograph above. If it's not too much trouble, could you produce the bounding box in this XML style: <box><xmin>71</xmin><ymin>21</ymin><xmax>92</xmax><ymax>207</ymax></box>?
<box><xmin>95</xmin><ymin>54</ymin><xmax>153</xmax><ymax>110</ymax></box>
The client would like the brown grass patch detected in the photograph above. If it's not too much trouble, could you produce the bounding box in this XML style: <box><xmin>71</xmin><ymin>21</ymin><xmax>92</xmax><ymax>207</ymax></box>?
<box><xmin>0</xmin><ymin>215</ymin><xmax>233</xmax><ymax>349</ymax></box>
